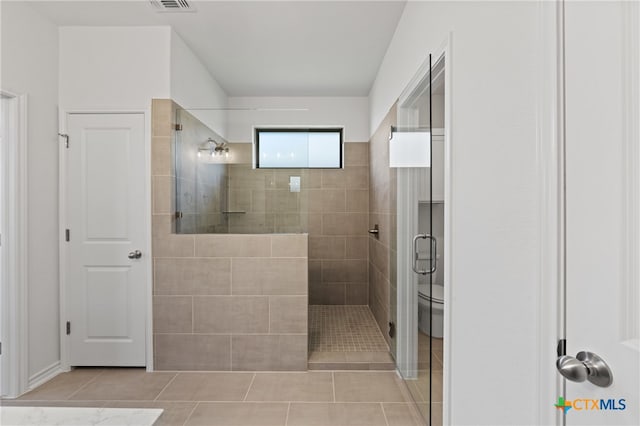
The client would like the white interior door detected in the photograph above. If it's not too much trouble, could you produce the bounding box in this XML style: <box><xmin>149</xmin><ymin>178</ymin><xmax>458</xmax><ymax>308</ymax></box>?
<box><xmin>66</xmin><ymin>113</ymin><xmax>147</xmax><ymax>366</ymax></box>
<box><xmin>563</xmin><ymin>1</ymin><xmax>639</xmax><ymax>424</ymax></box>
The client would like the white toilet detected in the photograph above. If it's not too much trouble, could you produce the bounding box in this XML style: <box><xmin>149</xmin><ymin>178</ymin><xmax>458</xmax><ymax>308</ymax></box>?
<box><xmin>417</xmin><ymin>283</ymin><xmax>444</xmax><ymax>338</ymax></box>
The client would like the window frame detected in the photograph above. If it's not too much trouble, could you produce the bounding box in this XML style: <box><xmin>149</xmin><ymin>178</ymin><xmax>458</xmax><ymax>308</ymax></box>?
<box><xmin>254</xmin><ymin>127</ymin><xmax>344</xmax><ymax>169</ymax></box>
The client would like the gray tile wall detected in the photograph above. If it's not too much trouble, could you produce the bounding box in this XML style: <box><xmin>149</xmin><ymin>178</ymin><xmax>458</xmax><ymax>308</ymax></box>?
<box><xmin>151</xmin><ymin>99</ymin><xmax>308</xmax><ymax>371</ymax></box>
<box><xmin>368</xmin><ymin>105</ymin><xmax>397</xmax><ymax>348</ymax></box>
<box><xmin>222</xmin><ymin>140</ymin><xmax>371</xmax><ymax>306</ymax></box>
<box><xmin>308</xmin><ymin>143</ymin><xmax>370</xmax><ymax>305</ymax></box>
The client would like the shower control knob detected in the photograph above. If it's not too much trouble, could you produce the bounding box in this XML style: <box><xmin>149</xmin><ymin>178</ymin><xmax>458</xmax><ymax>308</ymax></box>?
<box><xmin>556</xmin><ymin>351</ymin><xmax>613</xmax><ymax>387</ymax></box>
<box><xmin>128</xmin><ymin>250</ymin><xmax>142</xmax><ymax>260</ymax></box>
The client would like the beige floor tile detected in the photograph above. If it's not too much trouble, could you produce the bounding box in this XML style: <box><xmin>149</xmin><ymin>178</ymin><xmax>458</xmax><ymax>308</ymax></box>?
<box><xmin>382</xmin><ymin>403</ymin><xmax>423</xmax><ymax>426</ymax></box>
<box><xmin>307</xmin><ymin>362</ymin><xmax>361</xmax><ymax>371</ymax></box>
<box><xmin>431</xmin><ymin>370</ymin><xmax>443</xmax><ymax>403</ymax></box>
<box><xmin>288</xmin><ymin>402</ymin><xmax>387</xmax><ymax>426</ymax></box>
<box><xmin>18</xmin><ymin>368</ymin><xmax>105</xmax><ymax>401</ymax></box>
<box><xmin>156</xmin><ymin>372</ymin><xmax>254</xmax><ymax>401</ymax></box>
<box><xmin>431</xmin><ymin>402</ymin><xmax>443</xmax><ymax>426</ymax></box>
<box><xmin>343</xmin><ymin>352</ymin><xmax>393</xmax><ymax>363</ymax></box>
<box><xmin>185</xmin><ymin>402</ymin><xmax>288</xmax><ymax>426</ymax></box>
<box><xmin>404</xmin><ymin>369</ymin><xmax>443</xmax><ymax>404</ymax></box>
<box><xmin>308</xmin><ymin>352</ymin><xmax>347</xmax><ymax>363</ymax></box>
<box><xmin>417</xmin><ymin>403</ymin><xmax>428</xmax><ymax>424</ymax></box>
<box><xmin>245</xmin><ymin>372</ymin><xmax>333</xmax><ymax>402</ymax></box>
<box><xmin>12</xmin><ymin>368</ymin><xmax>435</xmax><ymax>426</ymax></box>
<box><xmin>406</xmin><ymin>380</ymin><xmax>426</xmax><ymax>404</ymax></box>
<box><xmin>69</xmin><ymin>369</ymin><xmax>176</xmax><ymax>401</ymax></box>
<box><xmin>104</xmin><ymin>401</ymin><xmax>197</xmax><ymax>426</ymax></box>
<box><xmin>404</xmin><ymin>402</ymin><xmax>443</xmax><ymax>425</ymax></box>
<box><xmin>431</xmin><ymin>338</ymin><xmax>443</xmax><ymax>352</ymax></box>
<box><xmin>417</xmin><ymin>352</ymin><xmax>443</xmax><ymax>371</ymax></box>
<box><xmin>1</xmin><ymin>400</ymin><xmax>106</xmax><ymax>408</ymax></box>
<box><xmin>334</xmin><ymin>372</ymin><xmax>408</xmax><ymax>402</ymax></box>
<box><xmin>432</xmin><ymin>350</ymin><xmax>444</xmax><ymax>367</ymax></box>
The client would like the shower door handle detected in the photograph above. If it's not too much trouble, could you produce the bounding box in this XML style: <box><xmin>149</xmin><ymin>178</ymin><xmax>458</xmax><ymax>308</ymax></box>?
<box><xmin>412</xmin><ymin>234</ymin><xmax>437</xmax><ymax>275</ymax></box>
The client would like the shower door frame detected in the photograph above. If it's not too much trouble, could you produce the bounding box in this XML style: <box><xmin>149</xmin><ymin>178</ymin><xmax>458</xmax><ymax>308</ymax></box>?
<box><xmin>395</xmin><ymin>35</ymin><xmax>453</xmax><ymax>424</ymax></box>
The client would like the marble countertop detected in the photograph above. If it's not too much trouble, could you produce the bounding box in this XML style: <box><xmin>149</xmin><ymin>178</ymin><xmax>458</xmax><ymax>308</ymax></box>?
<box><xmin>0</xmin><ymin>406</ymin><xmax>163</xmax><ymax>426</ymax></box>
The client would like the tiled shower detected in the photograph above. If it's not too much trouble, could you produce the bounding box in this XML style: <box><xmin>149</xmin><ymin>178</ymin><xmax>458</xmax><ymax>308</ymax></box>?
<box><xmin>151</xmin><ymin>99</ymin><xmax>392</xmax><ymax>372</ymax></box>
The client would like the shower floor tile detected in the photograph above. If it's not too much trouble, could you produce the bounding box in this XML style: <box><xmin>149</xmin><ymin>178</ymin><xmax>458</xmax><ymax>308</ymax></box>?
<box><xmin>308</xmin><ymin>305</ymin><xmax>389</xmax><ymax>352</ymax></box>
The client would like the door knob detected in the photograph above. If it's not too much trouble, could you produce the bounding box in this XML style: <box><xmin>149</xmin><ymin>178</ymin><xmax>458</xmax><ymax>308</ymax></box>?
<box><xmin>556</xmin><ymin>351</ymin><xmax>613</xmax><ymax>387</ymax></box>
<box><xmin>128</xmin><ymin>250</ymin><xmax>142</xmax><ymax>260</ymax></box>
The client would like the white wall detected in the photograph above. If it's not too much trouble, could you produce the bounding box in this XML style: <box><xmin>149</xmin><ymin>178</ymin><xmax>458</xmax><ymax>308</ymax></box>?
<box><xmin>370</xmin><ymin>2</ymin><xmax>543</xmax><ymax>424</ymax></box>
<box><xmin>227</xmin><ymin>96</ymin><xmax>369</xmax><ymax>143</ymax></box>
<box><xmin>170</xmin><ymin>30</ymin><xmax>228</xmax><ymax>138</ymax></box>
<box><xmin>59</xmin><ymin>27</ymin><xmax>171</xmax><ymax>110</ymax></box>
<box><xmin>0</xmin><ymin>1</ymin><xmax>60</xmax><ymax>381</ymax></box>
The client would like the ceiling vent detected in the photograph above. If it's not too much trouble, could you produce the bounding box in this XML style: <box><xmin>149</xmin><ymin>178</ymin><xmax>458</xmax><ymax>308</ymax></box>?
<box><xmin>149</xmin><ymin>0</ymin><xmax>195</xmax><ymax>13</ymax></box>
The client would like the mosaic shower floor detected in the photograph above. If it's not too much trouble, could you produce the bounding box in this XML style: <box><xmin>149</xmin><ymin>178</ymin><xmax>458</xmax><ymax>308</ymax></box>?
<box><xmin>308</xmin><ymin>306</ymin><xmax>393</xmax><ymax>370</ymax></box>
<box><xmin>309</xmin><ymin>305</ymin><xmax>389</xmax><ymax>352</ymax></box>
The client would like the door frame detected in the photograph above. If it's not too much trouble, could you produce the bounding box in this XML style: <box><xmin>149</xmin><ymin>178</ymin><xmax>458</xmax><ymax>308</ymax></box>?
<box><xmin>536</xmin><ymin>1</ymin><xmax>564</xmax><ymax>424</ymax></box>
<box><xmin>394</xmin><ymin>33</ymin><xmax>453</xmax><ymax>423</ymax></box>
<box><xmin>0</xmin><ymin>91</ymin><xmax>29</xmax><ymax>398</ymax></box>
<box><xmin>58</xmin><ymin>109</ymin><xmax>153</xmax><ymax>371</ymax></box>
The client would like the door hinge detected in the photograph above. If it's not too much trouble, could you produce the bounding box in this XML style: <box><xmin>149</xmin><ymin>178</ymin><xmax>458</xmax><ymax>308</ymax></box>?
<box><xmin>388</xmin><ymin>322</ymin><xmax>396</xmax><ymax>339</ymax></box>
<box><xmin>65</xmin><ymin>229</ymin><xmax>70</xmax><ymax>242</ymax></box>
<box><xmin>174</xmin><ymin>124</ymin><xmax>183</xmax><ymax>131</ymax></box>
<box><xmin>557</xmin><ymin>339</ymin><xmax>566</xmax><ymax>357</ymax></box>
<box><xmin>66</xmin><ymin>321</ymin><xmax>71</xmax><ymax>335</ymax></box>
<box><xmin>0</xmin><ymin>341</ymin><xmax>2</xmax><ymax>355</ymax></box>
<box><xmin>58</xmin><ymin>133</ymin><xmax>69</xmax><ymax>148</ymax></box>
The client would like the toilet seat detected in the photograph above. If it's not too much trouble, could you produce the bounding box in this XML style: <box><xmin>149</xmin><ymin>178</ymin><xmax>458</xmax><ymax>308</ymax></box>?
<box><xmin>417</xmin><ymin>283</ymin><xmax>444</xmax><ymax>304</ymax></box>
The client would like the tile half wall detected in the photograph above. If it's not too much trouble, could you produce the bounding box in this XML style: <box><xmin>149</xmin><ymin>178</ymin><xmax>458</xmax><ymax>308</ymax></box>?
<box><xmin>151</xmin><ymin>99</ymin><xmax>308</xmax><ymax>371</ymax></box>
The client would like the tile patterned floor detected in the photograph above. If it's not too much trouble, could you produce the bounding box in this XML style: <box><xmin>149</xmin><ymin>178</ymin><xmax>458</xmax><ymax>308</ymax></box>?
<box><xmin>402</xmin><ymin>332</ymin><xmax>443</xmax><ymax>425</ymax></box>
<box><xmin>308</xmin><ymin>306</ymin><xmax>388</xmax><ymax>352</ymax></box>
<box><xmin>1</xmin><ymin>369</ymin><xmax>424</xmax><ymax>426</ymax></box>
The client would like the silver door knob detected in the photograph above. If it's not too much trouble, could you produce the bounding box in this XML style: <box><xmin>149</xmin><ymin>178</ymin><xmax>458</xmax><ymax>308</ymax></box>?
<box><xmin>556</xmin><ymin>351</ymin><xmax>613</xmax><ymax>387</ymax></box>
<box><xmin>128</xmin><ymin>250</ymin><xmax>142</xmax><ymax>260</ymax></box>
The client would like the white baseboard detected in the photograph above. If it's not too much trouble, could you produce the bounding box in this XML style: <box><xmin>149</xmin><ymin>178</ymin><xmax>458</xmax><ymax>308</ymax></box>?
<box><xmin>28</xmin><ymin>361</ymin><xmax>63</xmax><ymax>391</ymax></box>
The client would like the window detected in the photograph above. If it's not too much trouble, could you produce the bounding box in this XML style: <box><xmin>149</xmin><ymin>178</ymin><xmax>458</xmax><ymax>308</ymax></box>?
<box><xmin>255</xmin><ymin>128</ymin><xmax>343</xmax><ymax>168</ymax></box>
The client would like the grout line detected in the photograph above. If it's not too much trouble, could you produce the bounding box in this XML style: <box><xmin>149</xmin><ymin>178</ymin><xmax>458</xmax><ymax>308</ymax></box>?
<box><xmin>242</xmin><ymin>373</ymin><xmax>256</xmax><ymax>402</ymax></box>
<box><xmin>182</xmin><ymin>401</ymin><xmax>200</xmax><ymax>426</ymax></box>
<box><xmin>154</xmin><ymin>372</ymin><xmax>179</xmax><ymax>402</ymax></box>
<box><xmin>284</xmin><ymin>401</ymin><xmax>291</xmax><ymax>426</ymax></box>
<box><xmin>380</xmin><ymin>402</ymin><xmax>390</xmax><ymax>426</ymax></box>
<box><xmin>65</xmin><ymin>369</ymin><xmax>105</xmax><ymax>400</ymax></box>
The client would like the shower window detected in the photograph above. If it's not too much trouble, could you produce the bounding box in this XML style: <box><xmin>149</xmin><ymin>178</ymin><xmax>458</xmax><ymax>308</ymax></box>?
<box><xmin>255</xmin><ymin>128</ymin><xmax>343</xmax><ymax>169</ymax></box>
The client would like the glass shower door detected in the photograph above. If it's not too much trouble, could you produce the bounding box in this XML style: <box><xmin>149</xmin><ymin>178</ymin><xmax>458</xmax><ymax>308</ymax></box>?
<box><xmin>392</xmin><ymin>53</ymin><xmax>444</xmax><ymax>425</ymax></box>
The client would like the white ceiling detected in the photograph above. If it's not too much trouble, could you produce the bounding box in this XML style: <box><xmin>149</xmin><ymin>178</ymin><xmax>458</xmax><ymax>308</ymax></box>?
<box><xmin>30</xmin><ymin>0</ymin><xmax>406</xmax><ymax>96</ymax></box>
